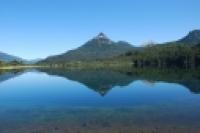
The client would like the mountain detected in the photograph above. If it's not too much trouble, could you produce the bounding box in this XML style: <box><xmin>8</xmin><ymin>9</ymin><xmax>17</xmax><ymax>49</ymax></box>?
<box><xmin>177</xmin><ymin>29</ymin><xmax>200</xmax><ymax>45</ymax></box>
<box><xmin>0</xmin><ymin>52</ymin><xmax>41</xmax><ymax>64</ymax></box>
<box><xmin>0</xmin><ymin>52</ymin><xmax>23</xmax><ymax>62</ymax></box>
<box><xmin>42</xmin><ymin>33</ymin><xmax>134</xmax><ymax>63</ymax></box>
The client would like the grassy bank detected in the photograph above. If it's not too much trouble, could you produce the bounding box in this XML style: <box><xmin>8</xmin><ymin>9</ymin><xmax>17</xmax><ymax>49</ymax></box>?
<box><xmin>0</xmin><ymin>65</ymin><xmax>49</xmax><ymax>70</ymax></box>
<box><xmin>38</xmin><ymin>58</ymin><xmax>133</xmax><ymax>70</ymax></box>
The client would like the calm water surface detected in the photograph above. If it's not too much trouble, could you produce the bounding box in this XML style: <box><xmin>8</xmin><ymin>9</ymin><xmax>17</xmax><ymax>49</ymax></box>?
<box><xmin>0</xmin><ymin>69</ymin><xmax>200</xmax><ymax>133</ymax></box>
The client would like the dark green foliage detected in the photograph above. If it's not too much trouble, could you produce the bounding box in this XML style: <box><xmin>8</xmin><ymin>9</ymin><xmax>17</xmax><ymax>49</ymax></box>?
<box><xmin>8</xmin><ymin>60</ymin><xmax>23</xmax><ymax>66</ymax></box>
<box><xmin>0</xmin><ymin>60</ymin><xmax>24</xmax><ymax>67</ymax></box>
<box><xmin>123</xmin><ymin>44</ymin><xmax>200</xmax><ymax>68</ymax></box>
<box><xmin>0</xmin><ymin>60</ymin><xmax>5</xmax><ymax>66</ymax></box>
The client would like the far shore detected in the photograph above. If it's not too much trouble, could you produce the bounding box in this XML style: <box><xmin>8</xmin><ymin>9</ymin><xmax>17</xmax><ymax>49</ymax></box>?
<box><xmin>0</xmin><ymin>65</ymin><xmax>49</xmax><ymax>70</ymax></box>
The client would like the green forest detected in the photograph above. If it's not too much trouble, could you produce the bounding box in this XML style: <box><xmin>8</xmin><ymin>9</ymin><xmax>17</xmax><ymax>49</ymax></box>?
<box><xmin>38</xmin><ymin>43</ymin><xmax>200</xmax><ymax>69</ymax></box>
<box><xmin>0</xmin><ymin>60</ymin><xmax>24</xmax><ymax>67</ymax></box>
<box><xmin>1</xmin><ymin>30</ymin><xmax>200</xmax><ymax>69</ymax></box>
<box><xmin>121</xmin><ymin>43</ymin><xmax>200</xmax><ymax>68</ymax></box>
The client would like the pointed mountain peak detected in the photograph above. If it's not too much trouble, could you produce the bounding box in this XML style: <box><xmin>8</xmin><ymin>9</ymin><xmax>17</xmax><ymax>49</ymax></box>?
<box><xmin>97</xmin><ymin>32</ymin><xmax>106</xmax><ymax>37</ymax></box>
<box><xmin>95</xmin><ymin>32</ymin><xmax>110</xmax><ymax>40</ymax></box>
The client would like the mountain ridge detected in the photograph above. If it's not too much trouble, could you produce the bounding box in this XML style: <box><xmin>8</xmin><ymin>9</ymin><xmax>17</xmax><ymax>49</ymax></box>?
<box><xmin>177</xmin><ymin>29</ymin><xmax>200</xmax><ymax>45</ymax></box>
<box><xmin>0</xmin><ymin>52</ymin><xmax>24</xmax><ymax>62</ymax></box>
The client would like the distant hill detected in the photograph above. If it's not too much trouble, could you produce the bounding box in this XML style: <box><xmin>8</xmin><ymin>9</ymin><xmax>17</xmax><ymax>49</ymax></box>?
<box><xmin>42</xmin><ymin>33</ymin><xmax>135</xmax><ymax>63</ymax></box>
<box><xmin>0</xmin><ymin>52</ymin><xmax>42</xmax><ymax>64</ymax></box>
<box><xmin>24</xmin><ymin>58</ymin><xmax>43</xmax><ymax>64</ymax></box>
<box><xmin>177</xmin><ymin>29</ymin><xmax>200</xmax><ymax>45</ymax></box>
<box><xmin>0</xmin><ymin>52</ymin><xmax>23</xmax><ymax>62</ymax></box>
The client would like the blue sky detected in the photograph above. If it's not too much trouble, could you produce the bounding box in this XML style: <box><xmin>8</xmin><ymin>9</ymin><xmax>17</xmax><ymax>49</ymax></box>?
<box><xmin>0</xmin><ymin>0</ymin><xmax>200</xmax><ymax>60</ymax></box>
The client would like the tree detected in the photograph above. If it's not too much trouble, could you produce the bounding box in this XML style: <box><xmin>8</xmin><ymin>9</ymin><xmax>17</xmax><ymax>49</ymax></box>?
<box><xmin>0</xmin><ymin>60</ymin><xmax>5</xmax><ymax>66</ymax></box>
<box><xmin>9</xmin><ymin>60</ymin><xmax>23</xmax><ymax>66</ymax></box>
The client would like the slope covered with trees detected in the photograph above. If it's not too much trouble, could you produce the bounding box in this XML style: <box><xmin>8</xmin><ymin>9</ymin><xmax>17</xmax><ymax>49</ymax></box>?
<box><xmin>0</xmin><ymin>60</ymin><xmax>24</xmax><ymax>67</ymax></box>
<box><xmin>39</xmin><ymin>30</ymin><xmax>200</xmax><ymax>69</ymax></box>
<box><xmin>121</xmin><ymin>43</ymin><xmax>200</xmax><ymax>68</ymax></box>
<box><xmin>41</xmin><ymin>33</ymin><xmax>135</xmax><ymax>63</ymax></box>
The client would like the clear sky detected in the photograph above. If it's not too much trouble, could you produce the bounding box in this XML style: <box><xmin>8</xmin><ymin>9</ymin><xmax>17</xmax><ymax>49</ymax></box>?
<box><xmin>0</xmin><ymin>0</ymin><xmax>200</xmax><ymax>60</ymax></box>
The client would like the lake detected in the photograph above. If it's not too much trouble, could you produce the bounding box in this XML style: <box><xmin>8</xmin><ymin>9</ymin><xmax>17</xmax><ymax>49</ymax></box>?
<box><xmin>0</xmin><ymin>68</ymin><xmax>200</xmax><ymax>133</ymax></box>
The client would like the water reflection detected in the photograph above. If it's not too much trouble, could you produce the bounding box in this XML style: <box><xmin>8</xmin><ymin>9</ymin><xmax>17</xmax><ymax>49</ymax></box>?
<box><xmin>0</xmin><ymin>69</ymin><xmax>25</xmax><ymax>83</ymax></box>
<box><xmin>0</xmin><ymin>68</ymin><xmax>200</xmax><ymax>95</ymax></box>
<box><xmin>38</xmin><ymin>68</ymin><xmax>200</xmax><ymax>95</ymax></box>
<box><xmin>0</xmin><ymin>68</ymin><xmax>200</xmax><ymax>133</ymax></box>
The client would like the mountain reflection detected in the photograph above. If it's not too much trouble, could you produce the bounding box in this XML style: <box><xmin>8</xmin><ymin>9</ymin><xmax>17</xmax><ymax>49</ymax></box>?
<box><xmin>38</xmin><ymin>68</ymin><xmax>200</xmax><ymax>95</ymax></box>
<box><xmin>0</xmin><ymin>69</ymin><xmax>25</xmax><ymax>83</ymax></box>
<box><xmin>39</xmin><ymin>69</ymin><xmax>135</xmax><ymax>96</ymax></box>
<box><xmin>0</xmin><ymin>68</ymin><xmax>200</xmax><ymax>95</ymax></box>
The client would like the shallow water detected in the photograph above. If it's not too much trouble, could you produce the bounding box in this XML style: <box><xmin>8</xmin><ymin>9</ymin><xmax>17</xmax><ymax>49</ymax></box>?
<box><xmin>0</xmin><ymin>69</ymin><xmax>200</xmax><ymax>133</ymax></box>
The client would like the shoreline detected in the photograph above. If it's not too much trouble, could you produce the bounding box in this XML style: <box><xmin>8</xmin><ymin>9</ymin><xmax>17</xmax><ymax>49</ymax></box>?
<box><xmin>0</xmin><ymin>65</ymin><xmax>49</xmax><ymax>70</ymax></box>
<box><xmin>0</xmin><ymin>121</ymin><xmax>199</xmax><ymax>133</ymax></box>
